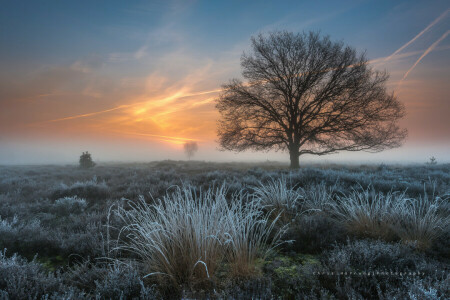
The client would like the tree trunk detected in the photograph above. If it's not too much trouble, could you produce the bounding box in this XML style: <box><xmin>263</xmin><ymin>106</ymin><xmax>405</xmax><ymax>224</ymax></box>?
<box><xmin>289</xmin><ymin>147</ymin><xmax>300</xmax><ymax>169</ymax></box>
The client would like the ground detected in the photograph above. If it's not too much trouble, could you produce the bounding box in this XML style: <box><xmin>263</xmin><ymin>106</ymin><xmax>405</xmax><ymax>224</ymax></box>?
<box><xmin>0</xmin><ymin>161</ymin><xmax>449</xmax><ymax>299</ymax></box>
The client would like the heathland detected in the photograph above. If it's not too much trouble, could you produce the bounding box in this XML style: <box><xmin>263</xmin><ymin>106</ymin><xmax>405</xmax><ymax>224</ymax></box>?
<box><xmin>0</xmin><ymin>161</ymin><xmax>448</xmax><ymax>299</ymax></box>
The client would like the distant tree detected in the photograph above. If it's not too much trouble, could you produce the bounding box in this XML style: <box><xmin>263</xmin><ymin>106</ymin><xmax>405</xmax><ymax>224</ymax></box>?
<box><xmin>427</xmin><ymin>156</ymin><xmax>437</xmax><ymax>165</ymax></box>
<box><xmin>216</xmin><ymin>31</ymin><xmax>407</xmax><ymax>169</ymax></box>
<box><xmin>79</xmin><ymin>151</ymin><xmax>96</xmax><ymax>168</ymax></box>
<box><xmin>183</xmin><ymin>141</ymin><xmax>198</xmax><ymax>160</ymax></box>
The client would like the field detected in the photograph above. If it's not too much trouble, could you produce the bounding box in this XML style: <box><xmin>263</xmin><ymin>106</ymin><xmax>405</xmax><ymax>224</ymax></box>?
<box><xmin>0</xmin><ymin>161</ymin><xmax>449</xmax><ymax>299</ymax></box>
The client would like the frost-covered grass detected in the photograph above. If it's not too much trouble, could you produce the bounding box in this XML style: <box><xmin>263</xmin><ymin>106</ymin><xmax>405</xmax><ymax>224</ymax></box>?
<box><xmin>253</xmin><ymin>176</ymin><xmax>302</xmax><ymax>222</ymax></box>
<box><xmin>112</xmin><ymin>185</ymin><xmax>285</xmax><ymax>285</ymax></box>
<box><xmin>330</xmin><ymin>187</ymin><xmax>405</xmax><ymax>240</ymax></box>
<box><xmin>301</xmin><ymin>182</ymin><xmax>338</xmax><ymax>212</ymax></box>
<box><xmin>0</xmin><ymin>161</ymin><xmax>448</xmax><ymax>299</ymax></box>
<box><xmin>396</xmin><ymin>191</ymin><xmax>449</xmax><ymax>250</ymax></box>
<box><xmin>328</xmin><ymin>186</ymin><xmax>449</xmax><ymax>248</ymax></box>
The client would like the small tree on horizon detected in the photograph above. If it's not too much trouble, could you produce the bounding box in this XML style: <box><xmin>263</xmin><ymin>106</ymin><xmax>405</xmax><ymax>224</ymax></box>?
<box><xmin>427</xmin><ymin>156</ymin><xmax>437</xmax><ymax>165</ymax></box>
<box><xmin>79</xmin><ymin>151</ymin><xmax>96</xmax><ymax>169</ymax></box>
<box><xmin>183</xmin><ymin>141</ymin><xmax>198</xmax><ymax>160</ymax></box>
<box><xmin>216</xmin><ymin>31</ymin><xmax>407</xmax><ymax>169</ymax></box>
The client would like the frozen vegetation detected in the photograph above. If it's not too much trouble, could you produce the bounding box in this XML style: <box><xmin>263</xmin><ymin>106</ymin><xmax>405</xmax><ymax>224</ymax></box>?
<box><xmin>0</xmin><ymin>161</ymin><xmax>448</xmax><ymax>299</ymax></box>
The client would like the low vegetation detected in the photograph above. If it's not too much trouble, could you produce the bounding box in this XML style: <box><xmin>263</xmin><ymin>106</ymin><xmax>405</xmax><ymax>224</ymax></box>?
<box><xmin>112</xmin><ymin>185</ymin><xmax>285</xmax><ymax>286</ymax></box>
<box><xmin>0</xmin><ymin>161</ymin><xmax>448</xmax><ymax>299</ymax></box>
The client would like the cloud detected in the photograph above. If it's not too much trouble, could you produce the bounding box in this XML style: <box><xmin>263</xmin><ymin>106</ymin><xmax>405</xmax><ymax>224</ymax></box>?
<box><xmin>0</xmin><ymin>66</ymin><xmax>87</xmax><ymax>103</ymax></box>
<box><xmin>71</xmin><ymin>54</ymin><xmax>105</xmax><ymax>73</ymax></box>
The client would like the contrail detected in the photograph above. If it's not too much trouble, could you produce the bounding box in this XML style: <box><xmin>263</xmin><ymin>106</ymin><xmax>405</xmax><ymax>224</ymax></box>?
<box><xmin>369</xmin><ymin>45</ymin><xmax>450</xmax><ymax>65</ymax></box>
<box><xmin>111</xmin><ymin>130</ymin><xmax>200</xmax><ymax>143</ymax></box>
<box><xmin>183</xmin><ymin>88</ymin><xmax>223</xmax><ymax>97</ymax></box>
<box><xmin>38</xmin><ymin>89</ymin><xmax>223</xmax><ymax>124</ymax></box>
<box><xmin>401</xmin><ymin>30</ymin><xmax>449</xmax><ymax>81</ymax></box>
<box><xmin>43</xmin><ymin>104</ymin><xmax>131</xmax><ymax>123</ymax></box>
<box><xmin>385</xmin><ymin>9</ymin><xmax>449</xmax><ymax>62</ymax></box>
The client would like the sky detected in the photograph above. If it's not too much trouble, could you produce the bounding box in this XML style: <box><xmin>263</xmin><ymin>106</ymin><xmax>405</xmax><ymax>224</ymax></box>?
<box><xmin>0</xmin><ymin>0</ymin><xmax>449</xmax><ymax>164</ymax></box>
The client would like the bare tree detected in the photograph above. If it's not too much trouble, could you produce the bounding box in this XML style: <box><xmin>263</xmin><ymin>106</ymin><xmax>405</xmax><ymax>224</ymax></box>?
<box><xmin>216</xmin><ymin>31</ymin><xmax>407</xmax><ymax>168</ymax></box>
<box><xmin>184</xmin><ymin>141</ymin><xmax>198</xmax><ymax>160</ymax></box>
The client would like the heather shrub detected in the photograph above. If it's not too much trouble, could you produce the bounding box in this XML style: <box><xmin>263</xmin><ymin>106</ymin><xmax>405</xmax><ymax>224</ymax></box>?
<box><xmin>94</xmin><ymin>262</ymin><xmax>160</xmax><ymax>299</ymax></box>
<box><xmin>53</xmin><ymin>196</ymin><xmax>87</xmax><ymax>215</ymax></box>
<box><xmin>0</xmin><ymin>250</ymin><xmax>159</xmax><ymax>299</ymax></box>
<box><xmin>0</xmin><ymin>216</ymin><xmax>61</xmax><ymax>258</ymax></box>
<box><xmin>216</xmin><ymin>277</ymin><xmax>273</xmax><ymax>299</ymax></box>
<box><xmin>0</xmin><ymin>250</ymin><xmax>85</xmax><ymax>299</ymax></box>
<box><xmin>63</xmin><ymin>260</ymin><xmax>107</xmax><ymax>292</ymax></box>
<box><xmin>428</xmin><ymin>229</ymin><xmax>450</xmax><ymax>260</ymax></box>
<box><xmin>51</xmin><ymin>177</ymin><xmax>110</xmax><ymax>203</ymax></box>
<box><xmin>320</xmin><ymin>239</ymin><xmax>449</xmax><ymax>299</ymax></box>
<box><xmin>407</xmin><ymin>277</ymin><xmax>450</xmax><ymax>300</ymax></box>
<box><xmin>324</xmin><ymin>239</ymin><xmax>426</xmax><ymax>273</ymax></box>
<box><xmin>285</xmin><ymin>214</ymin><xmax>346</xmax><ymax>254</ymax></box>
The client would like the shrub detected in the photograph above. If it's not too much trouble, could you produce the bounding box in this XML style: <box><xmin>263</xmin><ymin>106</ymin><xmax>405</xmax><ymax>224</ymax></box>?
<box><xmin>284</xmin><ymin>214</ymin><xmax>346</xmax><ymax>254</ymax></box>
<box><xmin>321</xmin><ymin>239</ymin><xmax>449</xmax><ymax>299</ymax></box>
<box><xmin>63</xmin><ymin>260</ymin><xmax>104</xmax><ymax>293</ymax></box>
<box><xmin>324</xmin><ymin>239</ymin><xmax>424</xmax><ymax>273</ymax></box>
<box><xmin>217</xmin><ymin>277</ymin><xmax>273</xmax><ymax>299</ymax></box>
<box><xmin>51</xmin><ymin>177</ymin><xmax>110</xmax><ymax>203</ymax></box>
<box><xmin>0</xmin><ymin>216</ymin><xmax>61</xmax><ymax>258</ymax></box>
<box><xmin>53</xmin><ymin>196</ymin><xmax>87</xmax><ymax>215</ymax></box>
<box><xmin>0</xmin><ymin>249</ymin><xmax>85</xmax><ymax>299</ymax></box>
<box><xmin>408</xmin><ymin>278</ymin><xmax>450</xmax><ymax>300</ymax></box>
<box><xmin>79</xmin><ymin>151</ymin><xmax>96</xmax><ymax>169</ymax></box>
<box><xmin>94</xmin><ymin>262</ymin><xmax>159</xmax><ymax>299</ymax></box>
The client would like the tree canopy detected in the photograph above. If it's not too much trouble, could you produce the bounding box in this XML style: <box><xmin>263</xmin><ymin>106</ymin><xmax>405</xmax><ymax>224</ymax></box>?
<box><xmin>216</xmin><ymin>31</ymin><xmax>407</xmax><ymax>168</ymax></box>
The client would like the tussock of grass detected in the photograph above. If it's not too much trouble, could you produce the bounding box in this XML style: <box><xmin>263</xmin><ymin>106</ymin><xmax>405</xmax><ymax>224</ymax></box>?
<box><xmin>223</xmin><ymin>199</ymin><xmax>287</xmax><ymax>277</ymax></box>
<box><xmin>396</xmin><ymin>191</ymin><xmax>449</xmax><ymax>250</ymax></box>
<box><xmin>330</xmin><ymin>187</ymin><xmax>406</xmax><ymax>240</ymax></box>
<box><xmin>301</xmin><ymin>182</ymin><xmax>337</xmax><ymax>213</ymax></box>
<box><xmin>253</xmin><ymin>176</ymin><xmax>302</xmax><ymax>222</ymax></box>
<box><xmin>112</xmin><ymin>185</ymin><xmax>286</xmax><ymax>286</ymax></box>
<box><xmin>329</xmin><ymin>186</ymin><xmax>449</xmax><ymax>249</ymax></box>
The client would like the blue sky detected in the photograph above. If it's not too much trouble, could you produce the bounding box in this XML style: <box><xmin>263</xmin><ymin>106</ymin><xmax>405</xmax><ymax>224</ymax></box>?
<box><xmin>2</xmin><ymin>1</ymin><xmax>448</xmax><ymax>60</ymax></box>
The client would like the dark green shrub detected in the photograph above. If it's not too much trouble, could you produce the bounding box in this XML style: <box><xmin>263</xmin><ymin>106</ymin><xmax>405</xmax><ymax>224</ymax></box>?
<box><xmin>79</xmin><ymin>151</ymin><xmax>96</xmax><ymax>169</ymax></box>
